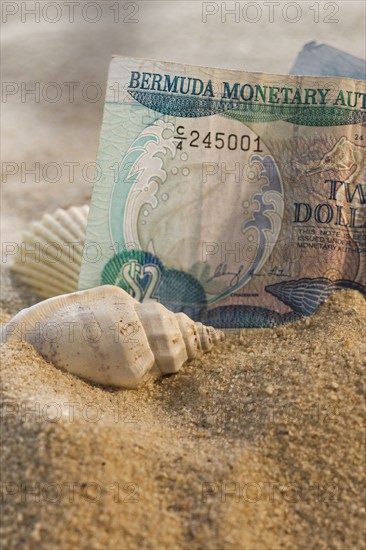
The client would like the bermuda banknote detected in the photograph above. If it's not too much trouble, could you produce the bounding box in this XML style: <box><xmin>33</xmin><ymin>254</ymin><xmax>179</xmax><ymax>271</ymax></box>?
<box><xmin>78</xmin><ymin>56</ymin><xmax>366</xmax><ymax>327</ymax></box>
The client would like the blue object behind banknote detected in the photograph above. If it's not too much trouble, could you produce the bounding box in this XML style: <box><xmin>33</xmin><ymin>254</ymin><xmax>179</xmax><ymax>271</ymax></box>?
<box><xmin>291</xmin><ymin>41</ymin><xmax>366</xmax><ymax>80</ymax></box>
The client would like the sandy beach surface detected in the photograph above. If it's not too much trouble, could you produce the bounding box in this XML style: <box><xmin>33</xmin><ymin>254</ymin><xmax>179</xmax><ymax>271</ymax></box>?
<box><xmin>1</xmin><ymin>279</ymin><xmax>365</xmax><ymax>549</ymax></box>
<box><xmin>1</xmin><ymin>2</ymin><xmax>366</xmax><ymax>548</ymax></box>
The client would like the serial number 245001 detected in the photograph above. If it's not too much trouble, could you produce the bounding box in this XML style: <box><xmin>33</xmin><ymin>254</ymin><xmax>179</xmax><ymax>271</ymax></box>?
<box><xmin>174</xmin><ymin>126</ymin><xmax>263</xmax><ymax>152</ymax></box>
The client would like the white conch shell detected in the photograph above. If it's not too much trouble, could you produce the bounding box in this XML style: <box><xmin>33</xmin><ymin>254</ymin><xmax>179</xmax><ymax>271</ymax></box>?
<box><xmin>1</xmin><ymin>285</ymin><xmax>224</xmax><ymax>389</ymax></box>
<box><xmin>11</xmin><ymin>205</ymin><xmax>89</xmax><ymax>298</ymax></box>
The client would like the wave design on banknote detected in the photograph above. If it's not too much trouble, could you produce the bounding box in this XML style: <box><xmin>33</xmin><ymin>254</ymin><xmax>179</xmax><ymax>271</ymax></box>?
<box><xmin>128</xmin><ymin>90</ymin><xmax>365</xmax><ymax>126</ymax></box>
<box><xmin>202</xmin><ymin>153</ymin><xmax>284</xmax><ymax>305</ymax></box>
<box><xmin>265</xmin><ymin>277</ymin><xmax>366</xmax><ymax>316</ymax></box>
<box><xmin>239</xmin><ymin>154</ymin><xmax>284</xmax><ymax>286</ymax></box>
<box><xmin>118</xmin><ymin>119</ymin><xmax>176</xmax><ymax>250</ymax></box>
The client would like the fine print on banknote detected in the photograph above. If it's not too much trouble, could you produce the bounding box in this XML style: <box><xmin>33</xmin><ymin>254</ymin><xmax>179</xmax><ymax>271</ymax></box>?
<box><xmin>79</xmin><ymin>56</ymin><xmax>365</xmax><ymax>327</ymax></box>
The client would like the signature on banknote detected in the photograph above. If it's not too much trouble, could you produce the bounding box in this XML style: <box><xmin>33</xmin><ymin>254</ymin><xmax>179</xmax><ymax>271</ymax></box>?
<box><xmin>206</xmin><ymin>263</ymin><xmax>245</xmax><ymax>287</ymax></box>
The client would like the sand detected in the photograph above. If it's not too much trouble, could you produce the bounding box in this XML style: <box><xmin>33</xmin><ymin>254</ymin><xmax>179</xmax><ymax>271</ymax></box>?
<box><xmin>1</xmin><ymin>276</ymin><xmax>365</xmax><ymax>549</ymax></box>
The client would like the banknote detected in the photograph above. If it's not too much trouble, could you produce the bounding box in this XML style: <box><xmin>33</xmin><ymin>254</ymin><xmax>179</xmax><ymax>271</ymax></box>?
<box><xmin>78</xmin><ymin>56</ymin><xmax>366</xmax><ymax>327</ymax></box>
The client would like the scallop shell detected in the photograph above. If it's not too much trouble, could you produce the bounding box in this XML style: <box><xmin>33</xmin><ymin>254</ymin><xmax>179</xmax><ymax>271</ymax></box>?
<box><xmin>1</xmin><ymin>285</ymin><xmax>224</xmax><ymax>388</ymax></box>
<box><xmin>11</xmin><ymin>205</ymin><xmax>89</xmax><ymax>298</ymax></box>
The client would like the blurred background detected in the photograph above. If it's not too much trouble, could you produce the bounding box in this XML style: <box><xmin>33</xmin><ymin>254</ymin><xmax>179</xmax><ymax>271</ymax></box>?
<box><xmin>1</xmin><ymin>0</ymin><xmax>365</xmax><ymax>242</ymax></box>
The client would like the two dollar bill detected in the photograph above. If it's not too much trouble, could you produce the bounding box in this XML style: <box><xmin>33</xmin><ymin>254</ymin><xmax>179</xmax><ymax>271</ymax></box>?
<box><xmin>79</xmin><ymin>56</ymin><xmax>365</xmax><ymax>327</ymax></box>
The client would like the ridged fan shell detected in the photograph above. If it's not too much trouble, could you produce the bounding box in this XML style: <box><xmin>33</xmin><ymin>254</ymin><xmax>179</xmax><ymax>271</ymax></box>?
<box><xmin>12</xmin><ymin>205</ymin><xmax>89</xmax><ymax>298</ymax></box>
